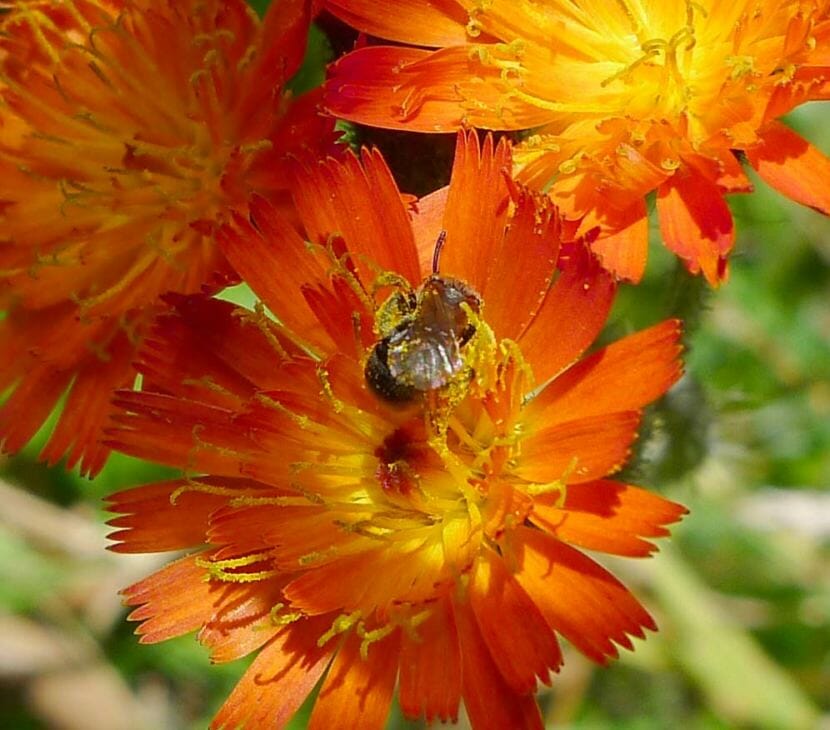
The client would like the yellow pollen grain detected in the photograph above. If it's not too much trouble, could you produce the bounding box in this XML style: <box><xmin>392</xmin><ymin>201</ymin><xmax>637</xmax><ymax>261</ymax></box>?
<box><xmin>357</xmin><ymin>621</ymin><xmax>397</xmax><ymax>660</ymax></box>
<box><xmin>269</xmin><ymin>603</ymin><xmax>303</xmax><ymax>627</ymax></box>
<box><xmin>236</xmin><ymin>43</ymin><xmax>258</xmax><ymax>72</ymax></box>
<box><xmin>85</xmin><ymin>338</ymin><xmax>114</xmax><ymax>363</ymax></box>
<box><xmin>335</xmin><ymin>519</ymin><xmax>394</xmax><ymax>540</ymax></box>
<box><xmin>298</xmin><ymin>547</ymin><xmax>338</xmax><ymax>566</ymax></box>
<box><xmin>255</xmin><ymin>393</ymin><xmax>320</xmax><ymax>432</ymax></box>
<box><xmin>186</xmin><ymin>423</ymin><xmax>241</xmax><ymax>475</ymax></box>
<box><xmin>466</xmin><ymin>18</ymin><xmax>483</xmax><ymax>38</ymax></box>
<box><xmin>229</xmin><ymin>495</ymin><xmax>312</xmax><ymax>508</ymax></box>
<box><xmin>317</xmin><ymin>366</ymin><xmax>345</xmax><ymax>414</ymax></box>
<box><xmin>197</xmin><ymin>551</ymin><xmax>279</xmax><ymax>583</ymax></box>
<box><xmin>169</xmin><ymin>479</ymin><xmax>247</xmax><ymax>505</ymax></box>
<box><xmin>16</xmin><ymin>7</ymin><xmax>62</xmax><ymax>64</ymax></box>
<box><xmin>324</xmin><ymin>242</ymin><xmax>377</xmax><ymax>314</ymax></box>
<box><xmin>525</xmin><ymin>479</ymin><xmax>568</xmax><ymax>505</ymax></box>
<box><xmin>317</xmin><ymin>611</ymin><xmax>361</xmax><ymax>647</ymax></box>
<box><xmin>233</xmin><ymin>305</ymin><xmax>293</xmax><ymax>360</ymax></box>
<box><xmin>181</xmin><ymin>376</ymin><xmax>238</xmax><ymax>399</ymax></box>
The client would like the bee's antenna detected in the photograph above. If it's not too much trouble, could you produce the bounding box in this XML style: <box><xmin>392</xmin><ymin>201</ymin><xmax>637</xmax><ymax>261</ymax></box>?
<box><xmin>432</xmin><ymin>230</ymin><xmax>447</xmax><ymax>274</ymax></box>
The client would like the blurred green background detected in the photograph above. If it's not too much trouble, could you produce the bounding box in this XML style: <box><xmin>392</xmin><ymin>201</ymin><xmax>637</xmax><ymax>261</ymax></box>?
<box><xmin>1</xmin><ymin>3</ymin><xmax>829</xmax><ymax>728</ymax></box>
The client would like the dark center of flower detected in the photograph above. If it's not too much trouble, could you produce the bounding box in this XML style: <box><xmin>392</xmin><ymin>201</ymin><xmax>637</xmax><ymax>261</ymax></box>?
<box><xmin>374</xmin><ymin>425</ymin><xmax>424</xmax><ymax>496</ymax></box>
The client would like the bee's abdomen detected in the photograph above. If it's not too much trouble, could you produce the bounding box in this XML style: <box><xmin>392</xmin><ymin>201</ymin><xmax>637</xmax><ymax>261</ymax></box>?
<box><xmin>364</xmin><ymin>339</ymin><xmax>418</xmax><ymax>403</ymax></box>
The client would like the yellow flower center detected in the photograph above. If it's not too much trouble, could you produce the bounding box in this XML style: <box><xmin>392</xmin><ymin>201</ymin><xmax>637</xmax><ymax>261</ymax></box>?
<box><xmin>313</xmin><ymin>270</ymin><xmax>546</xmax><ymax>562</ymax></box>
<box><xmin>188</xmin><ymin>256</ymin><xmax>569</xmax><ymax>642</ymax></box>
<box><xmin>475</xmin><ymin>0</ymin><xmax>815</xmax><ymax>146</ymax></box>
<box><xmin>598</xmin><ymin>4</ymin><xmax>699</xmax><ymax>120</ymax></box>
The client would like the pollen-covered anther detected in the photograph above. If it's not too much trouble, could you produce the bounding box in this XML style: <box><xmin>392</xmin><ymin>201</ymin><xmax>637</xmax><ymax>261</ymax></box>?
<box><xmin>317</xmin><ymin>611</ymin><xmax>362</xmax><ymax>647</ymax></box>
<box><xmin>356</xmin><ymin>621</ymin><xmax>398</xmax><ymax>659</ymax></box>
<box><xmin>196</xmin><ymin>552</ymin><xmax>279</xmax><ymax>583</ymax></box>
<box><xmin>269</xmin><ymin>603</ymin><xmax>303</xmax><ymax>627</ymax></box>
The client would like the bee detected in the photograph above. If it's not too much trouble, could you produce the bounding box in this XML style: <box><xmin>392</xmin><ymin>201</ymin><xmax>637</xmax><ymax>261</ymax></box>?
<box><xmin>365</xmin><ymin>232</ymin><xmax>482</xmax><ymax>403</ymax></box>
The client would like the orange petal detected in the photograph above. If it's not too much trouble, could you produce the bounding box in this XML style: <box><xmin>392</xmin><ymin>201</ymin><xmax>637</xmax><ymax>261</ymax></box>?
<box><xmin>0</xmin><ymin>305</ymin><xmax>143</xmax><ymax>476</ymax></box>
<box><xmin>324</xmin><ymin>45</ymin><xmax>554</xmax><ymax>132</ymax></box>
<box><xmin>656</xmin><ymin>169</ymin><xmax>733</xmax><ymax>286</ymax></box>
<box><xmin>208</xmin><ymin>504</ymin><xmax>360</xmax><ymax>569</ymax></box>
<box><xmin>412</xmin><ymin>184</ymin><xmax>449</xmax><ymax>274</ymax></box>
<box><xmin>139</xmin><ymin>294</ymin><xmax>308</xmax><ymax>402</ymax></box>
<box><xmin>0</xmin><ymin>301</ymin><xmax>114</xmax><ymax>373</ymax></box>
<box><xmin>712</xmin><ymin>147</ymin><xmax>753</xmax><ymax>193</ymax></box>
<box><xmin>301</xmin><ymin>273</ymin><xmax>375</xmax><ymax>358</ymax></box>
<box><xmin>257</xmin><ymin>0</ymin><xmax>312</xmax><ymax>82</ymax></box>
<box><xmin>251</xmin><ymin>87</ymin><xmax>344</xmax><ymax>190</ymax></box>
<box><xmin>515</xmin><ymin>411</ymin><xmax>641</xmax><ymax>485</ymax></box>
<box><xmin>211</xmin><ymin>615</ymin><xmax>335</xmax><ymax>730</ymax></box>
<box><xmin>284</xmin><ymin>537</ymin><xmax>454</xmax><ymax>615</ymax></box>
<box><xmin>441</xmin><ymin>132</ymin><xmax>512</xmax><ymax>291</ymax></box>
<box><xmin>453</xmin><ymin>597</ymin><xmax>544</xmax><ymax>730</ymax></box>
<box><xmin>590</xmin><ymin>199</ymin><xmax>649</xmax><ymax>283</ymax></box>
<box><xmin>512</xmin><ymin>527</ymin><xmax>656</xmax><ymax>663</ymax></box>
<box><xmin>531</xmin><ymin>479</ymin><xmax>688</xmax><ymax>557</ymax></box>
<box><xmin>324</xmin><ymin>0</ymin><xmax>472</xmax><ymax>45</ymax></box>
<box><xmin>291</xmin><ymin>147</ymin><xmax>422</xmax><ymax>285</ymax></box>
<box><xmin>0</xmin><ymin>364</ymin><xmax>71</xmax><ymax>458</ymax></box>
<box><xmin>37</xmin><ymin>327</ymin><xmax>138</xmax><ymax>476</ymax></box>
<box><xmin>123</xmin><ymin>553</ymin><xmax>214</xmax><ymax>644</ymax></box>
<box><xmin>517</xmin><ymin>242</ymin><xmax>616</xmax><ymax>385</ymax></box>
<box><xmin>106</xmin><ymin>476</ymin><xmax>266</xmax><ymax>554</ymax></box>
<box><xmin>217</xmin><ymin>200</ymin><xmax>333</xmax><ymax>353</ymax></box>
<box><xmin>481</xmin><ymin>183</ymin><xmax>561</xmax><ymax>340</ymax></box>
<box><xmin>283</xmin><ymin>551</ymin><xmax>380</xmax><ymax>615</ymax></box>
<box><xmin>324</xmin><ymin>46</ymin><xmax>464</xmax><ymax>132</ymax></box>
<box><xmin>525</xmin><ymin>319</ymin><xmax>683</xmax><ymax>428</ymax></box>
<box><xmin>451</xmin><ymin>0</ymin><xmax>564</xmax><ymax>49</ymax></box>
<box><xmin>308</xmin><ymin>629</ymin><xmax>400</xmax><ymax>730</ymax></box>
<box><xmin>766</xmin><ymin>67</ymin><xmax>830</xmax><ymax>120</ymax></box>
<box><xmin>231</xmin><ymin>0</ymin><xmax>313</xmax><ymax>128</ymax></box>
<box><xmin>398</xmin><ymin>596</ymin><xmax>461</xmax><ymax>723</ymax></box>
<box><xmin>106</xmin><ymin>390</ymin><xmax>251</xmax><ymax>475</ymax></box>
<box><xmin>470</xmin><ymin>549</ymin><xmax>562</xmax><ymax>693</ymax></box>
<box><xmin>199</xmin><ymin>579</ymin><xmax>287</xmax><ymax>664</ymax></box>
<box><xmin>745</xmin><ymin>120</ymin><xmax>830</xmax><ymax>216</ymax></box>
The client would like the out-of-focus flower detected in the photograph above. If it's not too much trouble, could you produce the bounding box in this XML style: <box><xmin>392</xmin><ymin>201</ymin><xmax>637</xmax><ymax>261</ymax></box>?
<box><xmin>0</xmin><ymin>0</ymin><xmax>337</xmax><ymax>475</ymax></box>
<box><xmin>107</xmin><ymin>132</ymin><xmax>686</xmax><ymax>729</ymax></box>
<box><xmin>322</xmin><ymin>0</ymin><xmax>830</xmax><ymax>284</ymax></box>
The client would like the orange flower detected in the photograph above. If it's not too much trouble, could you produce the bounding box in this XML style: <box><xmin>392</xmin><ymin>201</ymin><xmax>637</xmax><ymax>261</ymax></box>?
<box><xmin>0</xmin><ymin>0</ymin><xmax>337</xmax><ymax>475</ymax></box>
<box><xmin>107</xmin><ymin>133</ymin><xmax>686</xmax><ymax>729</ymax></box>
<box><xmin>322</xmin><ymin>0</ymin><xmax>830</xmax><ymax>284</ymax></box>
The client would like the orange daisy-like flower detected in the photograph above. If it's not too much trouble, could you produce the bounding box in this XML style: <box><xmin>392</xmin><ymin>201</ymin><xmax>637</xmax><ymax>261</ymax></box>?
<box><xmin>322</xmin><ymin>0</ymin><xmax>830</xmax><ymax>284</ymax></box>
<box><xmin>0</xmin><ymin>0</ymin><xmax>336</xmax><ymax>474</ymax></box>
<box><xmin>107</xmin><ymin>133</ymin><xmax>686</xmax><ymax>729</ymax></box>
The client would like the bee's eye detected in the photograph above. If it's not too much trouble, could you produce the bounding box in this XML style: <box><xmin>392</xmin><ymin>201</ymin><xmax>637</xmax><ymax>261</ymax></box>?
<box><xmin>364</xmin><ymin>339</ymin><xmax>418</xmax><ymax>403</ymax></box>
<box><xmin>442</xmin><ymin>285</ymin><xmax>467</xmax><ymax>306</ymax></box>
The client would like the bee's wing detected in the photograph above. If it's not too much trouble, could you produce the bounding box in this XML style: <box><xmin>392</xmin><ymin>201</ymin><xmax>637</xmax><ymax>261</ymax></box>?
<box><xmin>386</xmin><ymin>328</ymin><xmax>462</xmax><ymax>391</ymax></box>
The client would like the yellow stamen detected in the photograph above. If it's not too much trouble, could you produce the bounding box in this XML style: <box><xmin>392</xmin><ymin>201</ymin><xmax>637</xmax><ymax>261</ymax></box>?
<box><xmin>317</xmin><ymin>611</ymin><xmax>361</xmax><ymax>647</ymax></box>
<box><xmin>269</xmin><ymin>603</ymin><xmax>303</xmax><ymax>627</ymax></box>
<box><xmin>232</xmin><ymin>304</ymin><xmax>292</xmax><ymax>361</ymax></box>
<box><xmin>170</xmin><ymin>479</ymin><xmax>251</xmax><ymax>505</ymax></box>
<box><xmin>357</xmin><ymin>621</ymin><xmax>397</xmax><ymax>660</ymax></box>
<box><xmin>197</xmin><ymin>551</ymin><xmax>279</xmax><ymax>583</ymax></box>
